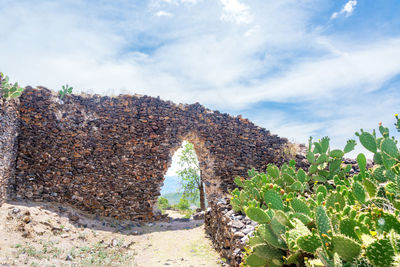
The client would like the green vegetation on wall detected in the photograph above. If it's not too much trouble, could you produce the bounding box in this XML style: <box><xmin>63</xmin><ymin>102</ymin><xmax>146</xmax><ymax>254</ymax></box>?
<box><xmin>0</xmin><ymin>73</ymin><xmax>25</xmax><ymax>100</ymax></box>
<box><xmin>232</xmin><ymin>116</ymin><xmax>400</xmax><ymax>267</ymax></box>
<box><xmin>58</xmin><ymin>84</ymin><xmax>73</xmax><ymax>100</ymax></box>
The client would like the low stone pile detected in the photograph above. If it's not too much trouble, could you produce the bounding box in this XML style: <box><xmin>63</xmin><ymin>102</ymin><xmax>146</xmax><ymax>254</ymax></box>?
<box><xmin>205</xmin><ymin>197</ymin><xmax>257</xmax><ymax>267</ymax></box>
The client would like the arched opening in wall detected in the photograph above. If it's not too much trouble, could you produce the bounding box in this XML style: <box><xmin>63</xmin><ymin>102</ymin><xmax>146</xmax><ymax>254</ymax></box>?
<box><xmin>158</xmin><ymin>141</ymin><xmax>207</xmax><ymax>214</ymax></box>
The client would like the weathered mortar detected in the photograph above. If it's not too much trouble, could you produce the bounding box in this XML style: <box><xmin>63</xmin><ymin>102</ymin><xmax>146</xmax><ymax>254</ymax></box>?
<box><xmin>7</xmin><ymin>87</ymin><xmax>288</xmax><ymax>220</ymax></box>
<box><xmin>0</xmin><ymin>98</ymin><xmax>19</xmax><ymax>205</ymax></box>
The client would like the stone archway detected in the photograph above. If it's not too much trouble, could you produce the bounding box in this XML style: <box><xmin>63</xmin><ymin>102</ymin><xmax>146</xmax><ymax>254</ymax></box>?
<box><xmin>2</xmin><ymin>87</ymin><xmax>290</xmax><ymax>221</ymax></box>
<box><xmin>159</xmin><ymin>132</ymin><xmax>217</xmax><ymax>213</ymax></box>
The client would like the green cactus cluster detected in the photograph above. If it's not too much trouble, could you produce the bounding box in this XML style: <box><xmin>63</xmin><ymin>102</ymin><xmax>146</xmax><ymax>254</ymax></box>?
<box><xmin>58</xmin><ymin>84</ymin><xmax>73</xmax><ymax>100</ymax></box>
<box><xmin>232</xmin><ymin>116</ymin><xmax>400</xmax><ymax>266</ymax></box>
<box><xmin>0</xmin><ymin>72</ymin><xmax>25</xmax><ymax>100</ymax></box>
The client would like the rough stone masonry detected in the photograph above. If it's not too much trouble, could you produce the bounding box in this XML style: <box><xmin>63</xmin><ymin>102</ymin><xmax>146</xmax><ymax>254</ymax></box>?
<box><xmin>0</xmin><ymin>87</ymin><xmax>290</xmax><ymax>221</ymax></box>
<box><xmin>0</xmin><ymin>98</ymin><xmax>19</xmax><ymax>205</ymax></box>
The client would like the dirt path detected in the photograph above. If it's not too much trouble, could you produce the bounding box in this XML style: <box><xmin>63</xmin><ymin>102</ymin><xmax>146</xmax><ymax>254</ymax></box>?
<box><xmin>0</xmin><ymin>201</ymin><xmax>223</xmax><ymax>267</ymax></box>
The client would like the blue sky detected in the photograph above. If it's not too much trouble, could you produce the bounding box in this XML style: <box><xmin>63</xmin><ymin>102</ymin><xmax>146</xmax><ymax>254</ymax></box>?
<box><xmin>2</xmin><ymin>0</ymin><xmax>400</xmax><ymax>167</ymax></box>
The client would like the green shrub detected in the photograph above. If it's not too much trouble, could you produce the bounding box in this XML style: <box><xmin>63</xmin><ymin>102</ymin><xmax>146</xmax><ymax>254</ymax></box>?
<box><xmin>183</xmin><ymin>209</ymin><xmax>194</xmax><ymax>219</ymax></box>
<box><xmin>158</xmin><ymin>197</ymin><xmax>170</xmax><ymax>210</ymax></box>
<box><xmin>0</xmin><ymin>72</ymin><xmax>25</xmax><ymax>100</ymax></box>
<box><xmin>233</xmin><ymin>116</ymin><xmax>400</xmax><ymax>266</ymax></box>
<box><xmin>177</xmin><ymin>196</ymin><xmax>190</xmax><ymax>210</ymax></box>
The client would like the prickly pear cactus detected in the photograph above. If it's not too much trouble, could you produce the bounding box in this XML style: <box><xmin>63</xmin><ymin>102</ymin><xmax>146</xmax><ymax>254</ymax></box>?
<box><xmin>234</xmin><ymin>117</ymin><xmax>400</xmax><ymax>266</ymax></box>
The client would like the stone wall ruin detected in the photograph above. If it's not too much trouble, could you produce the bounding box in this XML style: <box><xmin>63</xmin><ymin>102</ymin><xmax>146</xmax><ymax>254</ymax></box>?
<box><xmin>0</xmin><ymin>99</ymin><xmax>19</xmax><ymax>205</ymax></box>
<box><xmin>1</xmin><ymin>87</ymin><xmax>289</xmax><ymax>221</ymax></box>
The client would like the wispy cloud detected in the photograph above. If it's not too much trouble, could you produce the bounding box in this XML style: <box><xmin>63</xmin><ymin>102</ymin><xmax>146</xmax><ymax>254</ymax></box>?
<box><xmin>0</xmin><ymin>0</ymin><xmax>322</xmax><ymax>106</ymax></box>
<box><xmin>155</xmin><ymin>10</ymin><xmax>173</xmax><ymax>17</ymax></box>
<box><xmin>1</xmin><ymin>0</ymin><xmax>400</xmax><ymax>155</ymax></box>
<box><xmin>219</xmin><ymin>0</ymin><xmax>253</xmax><ymax>24</ymax></box>
<box><xmin>197</xmin><ymin>38</ymin><xmax>400</xmax><ymax>109</ymax></box>
<box><xmin>331</xmin><ymin>0</ymin><xmax>357</xmax><ymax>19</ymax></box>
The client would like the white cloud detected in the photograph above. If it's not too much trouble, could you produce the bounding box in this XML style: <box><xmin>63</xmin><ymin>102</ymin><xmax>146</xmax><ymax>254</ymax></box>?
<box><xmin>251</xmin><ymin>112</ymin><xmax>324</xmax><ymax>145</ymax></box>
<box><xmin>247</xmin><ymin>87</ymin><xmax>400</xmax><ymax>160</ymax></box>
<box><xmin>155</xmin><ymin>10</ymin><xmax>173</xmax><ymax>17</ymax></box>
<box><xmin>1</xmin><ymin>1</ymin><xmax>319</xmax><ymax>106</ymax></box>
<box><xmin>219</xmin><ymin>0</ymin><xmax>253</xmax><ymax>24</ymax></box>
<box><xmin>181</xmin><ymin>0</ymin><xmax>200</xmax><ymax>3</ymax></box>
<box><xmin>1</xmin><ymin>0</ymin><xmax>400</xmax><ymax>157</ymax></box>
<box><xmin>1</xmin><ymin>0</ymin><xmax>399</xmax><ymax>113</ymax></box>
<box><xmin>206</xmin><ymin>38</ymin><xmax>400</xmax><ymax>108</ymax></box>
<box><xmin>331</xmin><ymin>0</ymin><xmax>357</xmax><ymax>19</ymax></box>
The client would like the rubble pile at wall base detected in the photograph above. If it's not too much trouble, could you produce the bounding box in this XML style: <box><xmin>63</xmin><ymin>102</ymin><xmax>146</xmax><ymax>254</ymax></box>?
<box><xmin>0</xmin><ymin>99</ymin><xmax>19</xmax><ymax>205</ymax></box>
<box><xmin>205</xmin><ymin>197</ymin><xmax>256</xmax><ymax>267</ymax></box>
<box><xmin>3</xmin><ymin>87</ymin><xmax>288</xmax><ymax>221</ymax></box>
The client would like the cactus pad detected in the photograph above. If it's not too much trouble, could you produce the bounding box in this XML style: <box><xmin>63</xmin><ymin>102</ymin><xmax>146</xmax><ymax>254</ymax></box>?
<box><xmin>315</xmin><ymin>185</ymin><xmax>328</xmax><ymax>197</ymax></box>
<box><xmin>375</xmin><ymin>213</ymin><xmax>400</xmax><ymax>234</ymax></box>
<box><xmin>330</xmin><ymin>149</ymin><xmax>344</xmax><ymax>159</ymax></box>
<box><xmin>373</xmin><ymin>166</ymin><xmax>387</xmax><ymax>182</ymax></box>
<box><xmin>283</xmin><ymin>173</ymin><xmax>295</xmax><ymax>184</ymax></box>
<box><xmin>354</xmin><ymin>258</ymin><xmax>373</xmax><ymax>267</ymax></box>
<box><xmin>245</xmin><ymin>253</ymin><xmax>268</xmax><ymax>267</ymax></box>
<box><xmin>274</xmin><ymin>210</ymin><xmax>293</xmax><ymax>228</ymax></box>
<box><xmin>259</xmin><ymin>224</ymin><xmax>287</xmax><ymax>250</ymax></box>
<box><xmin>374</xmin><ymin>152</ymin><xmax>384</xmax><ymax>165</ymax></box>
<box><xmin>253</xmin><ymin>244</ymin><xmax>284</xmax><ymax>261</ymax></box>
<box><xmin>316</xmin><ymin>154</ymin><xmax>328</xmax><ymax>164</ymax></box>
<box><xmin>291</xmin><ymin>213</ymin><xmax>312</xmax><ymax>225</ymax></box>
<box><xmin>366</xmin><ymin>239</ymin><xmax>395</xmax><ymax>267</ymax></box>
<box><xmin>296</xmin><ymin>234</ymin><xmax>321</xmax><ymax>253</ymax></box>
<box><xmin>326</xmin><ymin>192</ymin><xmax>346</xmax><ymax>210</ymax></box>
<box><xmin>381</xmin><ymin>138</ymin><xmax>399</xmax><ymax>159</ymax></box>
<box><xmin>290</xmin><ymin>198</ymin><xmax>311</xmax><ymax>215</ymax></box>
<box><xmin>357</xmin><ymin>153</ymin><xmax>367</xmax><ymax>172</ymax></box>
<box><xmin>331</xmin><ymin>235</ymin><xmax>361</xmax><ymax>262</ymax></box>
<box><xmin>315</xmin><ymin>205</ymin><xmax>332</xmax><ymax>237</ymax></box>
<box><xmin>339</xmin><ymin>218</ymin><xmax>369</xmax><ymax>241</ymax></box>
<box><xmin>246</xmin><ymin>207</ymin><xmax>271</xmax><ymax>224</ymax></box>
<box><xmin>392</xmin><ymin>162</ymin><xmax>400</xmax><ymax>175</ymax></box>
<box><xmin>297</xmin><ymin>168</ymin><xmax>306</xmax><ymax>183</ymax></box>
<box><xmin>344</xmin><ymin>139</ymin><xmax>356</xmax><ymax>153</ymax></box>
<box><xmin>376</xmin><ymin>186</ymin><xmax>387</xmax><ymax>198</ymax></box>
<box><xmin>329</xmin><ymin>159</ymin><xmax>342</xmax><ymax>173</ymax></box>
<box><xmin>267</xmin><ymin>164</ymin><xmax>280</xmax><ymax>179</ymax></box>
<box><xmin>248</xmin><ymin>236</ymin><xmax>265</xmax><ymax>247</ymax></box>
<box><xmin>363</xmin><ymin>178</ymin><xmax>377</xmax><ymax>198</ymax></box>
<box><xmin>352</xmin><ymin>181</ymin><xmax>366</xmax><ymax>204</ymax></box>
<box><xmin>359</xmin><ymin>132</ymin><xmax>377</xmax><ymax>153</ymax></box>
<box><xmin>286</xmin><ymin>218</ymin><xmax>310</xmax><ymax>250</ymax></box>
<box><xmin>264</xmin><ymin>190</ymin><xmax>284</xmax><ymax>211</ymax></box>
<box><xmin>270</xmin><ymin>217</ymin><xmax>286</xmax><ymax>236</ymax></box>
<box><xmin>381</xmin><ymin>138</ymin><xmax>398</xmax><ymax>169</ymax></box>
<box><xmin>384</xmin><ymin>169</ymin><xmax>396</xmax><ymax>182</ymax></box>
<box><xmin>290</xmin><ymin>181</ymin><xmax>304</xmax><ymax>192</ymax></box>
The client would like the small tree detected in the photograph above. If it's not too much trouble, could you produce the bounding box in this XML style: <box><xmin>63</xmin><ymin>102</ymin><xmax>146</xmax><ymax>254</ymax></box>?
<box><xmin>177</xmin><ymin>142</ymin><xmax>206</xmax><ymax>210</ymax></box>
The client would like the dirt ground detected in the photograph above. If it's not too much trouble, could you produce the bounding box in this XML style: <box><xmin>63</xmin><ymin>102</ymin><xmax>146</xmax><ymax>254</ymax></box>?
<box><xmin>0</xmin><ymin>201</ymin><xmax>223</xmax><ymax>267</ymax></box>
